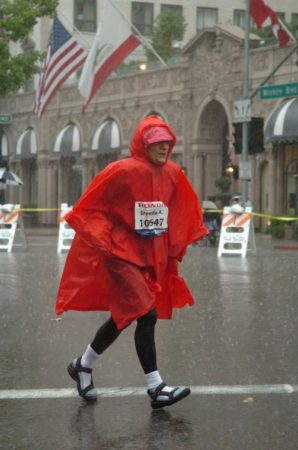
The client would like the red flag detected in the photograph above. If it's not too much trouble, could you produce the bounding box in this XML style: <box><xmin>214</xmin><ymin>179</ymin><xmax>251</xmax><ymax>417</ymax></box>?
<box><xmin>250</xmin><ymin>0</ymin><xmax>292</xmax><ymax>47</ymax></box>
<box><xmin>79</xmin><ymin>0</ymin><xmax>141</xmax><ymax>111</ymax></box>
<box><xmin>34</xmin><ymin>17</ymin><xmax>87</xmax><ymax>118</ymax></box>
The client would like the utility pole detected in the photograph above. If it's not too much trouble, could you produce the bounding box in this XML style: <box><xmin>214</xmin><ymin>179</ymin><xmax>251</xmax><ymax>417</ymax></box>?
<box><xmin>241</xmin><ymin>0</ymin><xmax>251</xmax><ymax>205</ymax></box>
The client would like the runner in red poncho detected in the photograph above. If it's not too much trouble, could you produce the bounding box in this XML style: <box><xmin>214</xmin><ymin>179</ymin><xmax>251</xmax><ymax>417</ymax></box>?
<box><xmin>56</xmin><ymin>115</ymin><xmax>208</xmax><ymax>408</ymax></box>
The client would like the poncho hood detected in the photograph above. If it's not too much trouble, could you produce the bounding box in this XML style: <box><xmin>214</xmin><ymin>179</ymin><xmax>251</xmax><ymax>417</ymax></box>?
<box><xmin>130</xmin><ymin>115</ymin><xmax>176</xmax><ymax>162</ymax></box>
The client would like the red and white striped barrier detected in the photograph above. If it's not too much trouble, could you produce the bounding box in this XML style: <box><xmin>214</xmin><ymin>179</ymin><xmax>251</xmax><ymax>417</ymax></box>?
<box><xmin>217</xmin><ymin>206</ymin><xmax>256</xmax><ymax>258</ymax></box>
<box><xmin>57</xmin><ymin>203</ymin><xmax>75</xmax><ymax>253</ymax></box>
<box><xmin>0</xmin><ymin>204</ymin><xmax>26</xmax><ymax>252</ymax></box>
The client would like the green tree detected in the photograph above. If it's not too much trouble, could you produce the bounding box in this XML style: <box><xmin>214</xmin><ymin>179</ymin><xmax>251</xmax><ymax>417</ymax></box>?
<box><xmin>146</xmin><ymin>10</ymin><xmax>187</xmax><ymax>62</ymax></box>
<box><xmin>0</xmin><ymin>0</ymin><xmax>58</xmax><ymax>96</ymax></box>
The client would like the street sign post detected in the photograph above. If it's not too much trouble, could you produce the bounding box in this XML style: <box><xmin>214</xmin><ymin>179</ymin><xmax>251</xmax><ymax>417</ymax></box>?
<box><xmin>260</xmin><ymin>82</ymin><xmax>298</xmax><ymax>100</ymax></box>
<box><xmin>0</xmin><ymin>114</ymin><xmax>12</xmax><ymax>125</ymax></box>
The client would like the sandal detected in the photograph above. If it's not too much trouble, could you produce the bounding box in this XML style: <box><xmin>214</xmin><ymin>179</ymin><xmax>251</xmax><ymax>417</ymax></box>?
<box><xmin>67</xmin><ymin>356</ymin><xmax>97</xmax><ymax>402</ymax></box>
<box><xmin>148</xmin><ymin>382</ymin><xmax>191</xmax><ymax>409</ymax></box>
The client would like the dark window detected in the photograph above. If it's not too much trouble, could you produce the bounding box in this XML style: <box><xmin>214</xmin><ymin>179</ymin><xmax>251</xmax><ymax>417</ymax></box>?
<box><xmin>291</xmin><ymin>13</ymin><xmax>298</xmax><ymax>37</ymax></box>
<box><xmin>276</xmin><ymin>11</ymin><xmax>285</xmax><ymax>21</ymax></box>
<box><xmin>233</xmin><ymin>9</ymin><xmax>245</xmax><ymax>28</ymax></box>
<box><xmin>233</xmin><ymin>9</ymin><xmax>254</xmax><ymax>28</ymax></box>
<box><xmin>196</xmin><ymin>7</ymin><xmax>218</xmax><ymax>31</ymax></box>
<box><xmin>132</xmin><ymin>2</ymin><xmax>154</xmax><ymax>36</ymax></box>
<box><xmin>74</xmin><ymin>0</ymin><xmax>96</xmax><ymax>32</ymax></box>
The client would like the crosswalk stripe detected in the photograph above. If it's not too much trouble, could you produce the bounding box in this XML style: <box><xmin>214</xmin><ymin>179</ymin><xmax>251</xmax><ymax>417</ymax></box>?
<box><xmin>0</xmin><ymin>384</ymin><xmax>297</xmax><ymax>400</ymax></box>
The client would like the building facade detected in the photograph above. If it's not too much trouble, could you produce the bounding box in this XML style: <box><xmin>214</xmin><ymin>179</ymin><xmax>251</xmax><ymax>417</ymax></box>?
<box><xmin>1</xmin><ymin>24</ymin><xmax>298</xmax><ymax>229</ymax></box>
<box><xmin>58</xmin><ymin>0</ymin><xmax>298</xmax><ymax>45</ymax></box>
<box><xmin>10</xmin><ymin>0</ymin><xmax>298</xmax><ymax>65</ymax></box>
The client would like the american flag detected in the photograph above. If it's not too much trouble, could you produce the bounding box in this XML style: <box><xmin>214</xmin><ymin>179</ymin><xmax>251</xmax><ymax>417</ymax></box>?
<box><xmin>34</xmin><ymin>17</ymin><xmax>87</xmax><ymax>118</ymax></box>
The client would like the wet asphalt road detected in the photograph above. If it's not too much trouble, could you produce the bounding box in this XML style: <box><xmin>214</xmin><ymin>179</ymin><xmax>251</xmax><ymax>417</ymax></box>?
<box><xmin>0</xmin><ymin>230</ymin><xmax>298</xmax><ymax>450</ymax></box>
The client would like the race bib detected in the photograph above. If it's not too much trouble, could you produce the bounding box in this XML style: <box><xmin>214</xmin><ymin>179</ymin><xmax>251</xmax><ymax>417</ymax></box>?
<box><xmin>135</xmin><ymin>201</ymin><xmax>168</xmax><ymax>237</ymax></box>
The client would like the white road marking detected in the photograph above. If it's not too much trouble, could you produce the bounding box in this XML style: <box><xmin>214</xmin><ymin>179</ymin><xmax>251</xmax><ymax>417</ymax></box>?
<box><xmin>0</xmin><ymin>385</ymin><xmax>297</xmax><ymax>400</ymax></box>
<box><xmin>25</xmin><ymin>242</ymin><xmax>56</xmax><ymax>246</ymax></box>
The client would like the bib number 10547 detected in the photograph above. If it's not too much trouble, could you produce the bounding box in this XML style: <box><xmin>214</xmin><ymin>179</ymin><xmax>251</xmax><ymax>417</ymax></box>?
<box><xmin>135</xmin><ymin>201</ymin><xmax>168</xmax><ymax>237</ymax></box>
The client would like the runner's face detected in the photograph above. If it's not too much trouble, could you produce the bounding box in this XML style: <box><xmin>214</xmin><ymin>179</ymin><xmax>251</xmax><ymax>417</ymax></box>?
<box><xmin>147</xmin><ymin>141</ymin><xmax>170</xmax><ymax>165</ymax></box>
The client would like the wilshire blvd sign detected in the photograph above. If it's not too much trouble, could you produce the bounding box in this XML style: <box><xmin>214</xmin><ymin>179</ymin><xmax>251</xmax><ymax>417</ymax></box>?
<box><xmin>260</xmin><ymin>82</ymin><xmax>298</xmax><ymax>100</ymax></box>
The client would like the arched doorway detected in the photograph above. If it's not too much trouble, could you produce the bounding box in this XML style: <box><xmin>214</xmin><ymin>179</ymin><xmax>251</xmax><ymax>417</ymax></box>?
<box><xmin>52</xmin><ymin>123</ymin><xmax>82</xmax><ymax>207</ymax></box>
<box><xmin>195</xmin><ymin>100</ymin><xmax>230</xmax><ymax>203</ymax></box>
<box><xmin>0</xmin><ymin>131</ymin><xmax>9</xmax><ymax>203</ymax></box>
<box><xmin>88</xmin><ymin>119</ymin><xmax>121</xmax><ymax>182</ymax></box>
<box><xmin>13</xmin><ymin>127</ymin><xmax>38</xmax><ymax>206</ymax></box>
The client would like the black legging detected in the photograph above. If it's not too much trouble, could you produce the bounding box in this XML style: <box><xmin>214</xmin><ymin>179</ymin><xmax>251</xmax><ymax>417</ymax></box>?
<box><xmin>90</xmin><ymin>309</ymin><xmax>157</xmax><ymax>374</ymax></box>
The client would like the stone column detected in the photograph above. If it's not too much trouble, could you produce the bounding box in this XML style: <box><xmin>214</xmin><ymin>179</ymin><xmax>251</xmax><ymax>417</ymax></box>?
<box><xmin>37</xmin><ymin>151</ymin><xmax>48</xmax><ymax>224</ymax></box>
<box><xmin>181</xmin><ymin>89</ymin><xmax>193</xmax><ymax>177</ymax></box>
<box><xmin>82</xmin><ymin>151</ymin><xmax>90</xmax><ymax>191</ymax></box>
<box><xmin>47</xmin><ymin>159</ymin><xmax>58</xmax><ymax>225</ymax></box>
<box><xmin>192</xmin><ymin>145</ymin><xmax>205</xmax><ymax>199</ymax></box>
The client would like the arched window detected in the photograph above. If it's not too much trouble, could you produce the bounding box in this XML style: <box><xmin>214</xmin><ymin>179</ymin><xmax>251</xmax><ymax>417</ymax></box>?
<box><xmin>90</xmin><ymin>119</ymin><xmax>120</xmax><ymax>154</ymax></box>
<box><xmin>0</xmin><ymin>131</ymin><xmax>9</xmax><ymax>165</ymax></box>
<box><xmin>53</xmin><ymin>124</ymin><xmax>80</xmax><ymax>155</ymax></box>
<box><xmin>16</xmin><ymin>128</ymin><xmax>37</xmax><ymax>159</ymax></box>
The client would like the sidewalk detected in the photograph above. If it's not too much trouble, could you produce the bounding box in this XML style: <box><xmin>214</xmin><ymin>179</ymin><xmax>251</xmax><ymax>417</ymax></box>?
<box><xmin>256</xmin><ymin>232</ymin><xmax>298</xmax><ymax>251</ymax></box>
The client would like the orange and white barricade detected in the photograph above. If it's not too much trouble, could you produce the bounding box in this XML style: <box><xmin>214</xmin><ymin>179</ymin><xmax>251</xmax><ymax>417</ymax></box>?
<box><xmin>57</xmin><ymin>203</ymin><xmax>75</xmax><ymax>253</ymax></box>
<box><xmin>0</xmin><ymin>204</ymin><xmax>26</xmax><ymax>252</ymax></box>
<box><xmin>217</xmin><ymin>206</ymin><xmax>256</xmax><ymax>258</ymax></box>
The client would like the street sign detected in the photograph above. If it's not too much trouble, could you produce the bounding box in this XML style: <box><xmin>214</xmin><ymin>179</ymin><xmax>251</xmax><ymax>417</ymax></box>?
<box><xmin>0</xmin><ymin>114</ymin><xmax>12</xmax><ymax>125</ymax></box>
<box><xmin>233</xmin><ymin>99</ymin><xmax>251</xmax><ymax>123</ymax></box>
<box><xmin>259</xmin><ymin>82</ymin><xmax>298</xmax><ymax>100</ymax></box>
<box><xmin>239</xmin><ymin>160</ymin><xmax>252</xmax><ymax>180</ymax></box>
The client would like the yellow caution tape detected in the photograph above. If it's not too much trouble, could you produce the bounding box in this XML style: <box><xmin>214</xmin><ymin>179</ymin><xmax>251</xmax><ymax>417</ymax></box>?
<box><xmin>251</xmin><ymin>212</ymin><xmax>298</xmax><ymax>222</ymax></box>
<box><xmin>14</xmin><ymin>207</ymin><xmax>298</xmax><ymax>222</ymax></box>
<box><xmin>19</xmin><ymin>208</ymin><xmax>61</xmax><ymax>212</ymax></box>
<box><xmin>202</xmin><ymin>209</ymin><xmax>298</xmax><ymax>222</ymax></box>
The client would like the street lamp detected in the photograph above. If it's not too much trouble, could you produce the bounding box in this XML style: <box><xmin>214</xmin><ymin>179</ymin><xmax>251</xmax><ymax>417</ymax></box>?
<box><xmin>225</xmin><ymin>162</ymin><xmax>234</xmax><ymax>175</ymax></box>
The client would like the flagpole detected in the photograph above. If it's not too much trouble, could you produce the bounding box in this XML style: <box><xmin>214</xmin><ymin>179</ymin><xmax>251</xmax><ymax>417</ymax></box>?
<box><xmin>278</xmin><ymin>19</ymin><xmax>296</xmax><ymax>43</ymax></box>
<box><xmin>109</xmin><ymin>0</ymin><xmax>167</xmax><ymax>67</ymax></box>
<box><xmin>241</xmin><ymin>0</ymin><xmax>251</xmax><ymax>205</ymax></box>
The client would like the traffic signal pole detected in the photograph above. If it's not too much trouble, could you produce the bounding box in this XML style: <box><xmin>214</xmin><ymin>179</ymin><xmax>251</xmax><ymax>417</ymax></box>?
<box><xmin>241</xmin><ymin>0</ymin><xmax>251</xmax><ymax>205</ymax></box>
<box><xmin>241</xmin><ymin>0</ymin><xmax>298</xmax><ymax>204</ymax></box>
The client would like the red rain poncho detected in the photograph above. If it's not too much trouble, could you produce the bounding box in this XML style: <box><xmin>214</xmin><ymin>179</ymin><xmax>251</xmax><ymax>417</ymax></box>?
<box><xmin>55</xmin><ymin>116</ymin><xmax>208</xmax><ymax>329</ymax></box>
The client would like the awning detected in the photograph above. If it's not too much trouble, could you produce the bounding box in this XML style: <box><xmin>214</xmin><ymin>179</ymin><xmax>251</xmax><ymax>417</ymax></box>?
<box><xmin>264</xmin><ymin>97</ymin><xmax>298</xmax><ymax>144</ymax></box>
<box><xmin>90</xmin><ymin>120</ymin><xmax>120</xmax><ymax>154</ymax></box>
<box><xmin>53</xmin><ymin>124</ymin><xmax>80</xmax><ymax>155</ymax></box>
<box><xmin>15</xmin><ymin>128</ymin><xmax>37</xmax><ymax>159</ymax></box>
